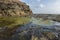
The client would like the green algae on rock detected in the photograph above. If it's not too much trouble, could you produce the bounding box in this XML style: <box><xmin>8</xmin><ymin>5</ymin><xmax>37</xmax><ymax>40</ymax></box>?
<box><xmin>0</xmin><ymin>16</ymin><xmax>30</xmax><ymax>28</ymax></box>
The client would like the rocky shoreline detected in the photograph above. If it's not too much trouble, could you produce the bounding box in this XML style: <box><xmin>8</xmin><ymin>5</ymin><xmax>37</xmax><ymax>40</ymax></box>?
<box><xmin>0</xmin><ymin>0</ymin><xmax>32</xmax><ymax>40</ymax></box>
<box><xmin>10</xmin><ymin>22</ymin><xmax>60</xmax><ymax>40</ymax></box>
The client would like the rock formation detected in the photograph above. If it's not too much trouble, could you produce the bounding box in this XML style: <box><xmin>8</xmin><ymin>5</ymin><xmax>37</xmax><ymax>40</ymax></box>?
<box><xmin>0</xmin><ymin>0</ymin><xmax>33</xmax><ymax>40</ymax></box>
<box><xmin>0</xmin><ymin>0</ymin><xmax>33</xmax><ymax>16</ymax></box>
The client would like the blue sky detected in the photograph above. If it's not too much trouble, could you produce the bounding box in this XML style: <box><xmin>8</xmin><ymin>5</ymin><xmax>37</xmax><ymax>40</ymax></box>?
<box><xmin>20</xmin><ymin>0</ymin><xmax>60</xmax><ymax>14</ymax></box>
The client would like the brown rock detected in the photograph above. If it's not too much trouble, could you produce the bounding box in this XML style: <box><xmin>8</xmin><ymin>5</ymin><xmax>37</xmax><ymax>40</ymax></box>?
<box><xmin>0</xmin><ymin>0</ymin><xmax>33</xmax><ymax>17</ymax></box>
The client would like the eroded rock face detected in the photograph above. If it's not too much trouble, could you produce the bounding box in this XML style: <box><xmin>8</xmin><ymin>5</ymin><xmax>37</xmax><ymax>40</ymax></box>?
<box><xmin>0</xmin><ymin>0</ymin><xmax>33</xmax><ymax>16</ymax></box>
<box><xmin>0</xmin><ymin>0</ymin><xmax>32</xmax><ymax>40</ymax></box>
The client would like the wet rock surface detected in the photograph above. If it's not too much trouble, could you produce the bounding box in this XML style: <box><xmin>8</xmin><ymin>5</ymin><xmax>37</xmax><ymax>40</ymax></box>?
<box><xmin>0</xmin><ymin>21</ymin><xmax>60</xmax><ymax>40</ymax></box>
<box><xmin>8</xmin><ymin>22</ymin><xmax>60</xmax><ymax>40</ymax></box>
<box><xmin>0</xmin><ymin>17</ymin><xmax>60</xmax><ymax>40</ymax></box>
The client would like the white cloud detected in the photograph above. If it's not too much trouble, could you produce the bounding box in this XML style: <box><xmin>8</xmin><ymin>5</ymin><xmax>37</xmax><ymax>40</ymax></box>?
<box><xmin>49</xmin><ymin>0</ymin><xmax>60</xmax><ymax>13</ymax></box>
<box><xmin>39</xmin><ymin>4</ymin><xmax>45</xmax><ymax>8</ymax></box>
<box><xmin>39</xmin><ymin>0</ymin><xmax>60</xmax><ymax>14</ymax></box>
<box><xmin>20</xmin><ymin>0</ymin><xmax>60</xmax><ymax>14</ymax></box>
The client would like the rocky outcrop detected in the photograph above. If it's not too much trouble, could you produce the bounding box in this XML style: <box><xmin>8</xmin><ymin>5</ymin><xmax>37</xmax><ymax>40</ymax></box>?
<box><xmin>0</xmin><ymin>0</ymin><xmax>32</xmax><ymax>40</ymax></box>
<box><xmin>0</xmin><ymin>0</ymin><xmax>33</xmax><ymax>16</ymax></box>
<box><xmin>14</xmin><ymin>22</ymin><xmax>59</xmax><ymax>40</ymax></box>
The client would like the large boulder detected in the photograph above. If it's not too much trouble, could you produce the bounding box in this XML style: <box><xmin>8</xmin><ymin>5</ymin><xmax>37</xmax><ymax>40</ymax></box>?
<box><xmin>0</xmin><ymin>0</ymin><xmax>33</xmax><ymax>16</ymax></box>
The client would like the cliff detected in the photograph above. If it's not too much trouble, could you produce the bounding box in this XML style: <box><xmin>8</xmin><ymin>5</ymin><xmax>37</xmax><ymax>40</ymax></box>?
<box><xmin>0</xmin><ymin>0</ymin><xmax>32</xmax><ymax>28</ymax></box>
<box><xmin>0</xmin><ymin>0</ymin><xmax>33</xmax><ymax>16</ymax></box>
<box><xmin>0</xmin><ymin>0</ymin><xmax>32</xmax><ymax>40</ymax></box>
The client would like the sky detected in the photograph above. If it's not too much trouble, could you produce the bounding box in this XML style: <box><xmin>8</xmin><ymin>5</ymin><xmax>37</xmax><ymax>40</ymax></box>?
<box><xmin>20</xmin><ymin>0</ymin><xmax>60</xmax><ymax>14</ymax></box>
